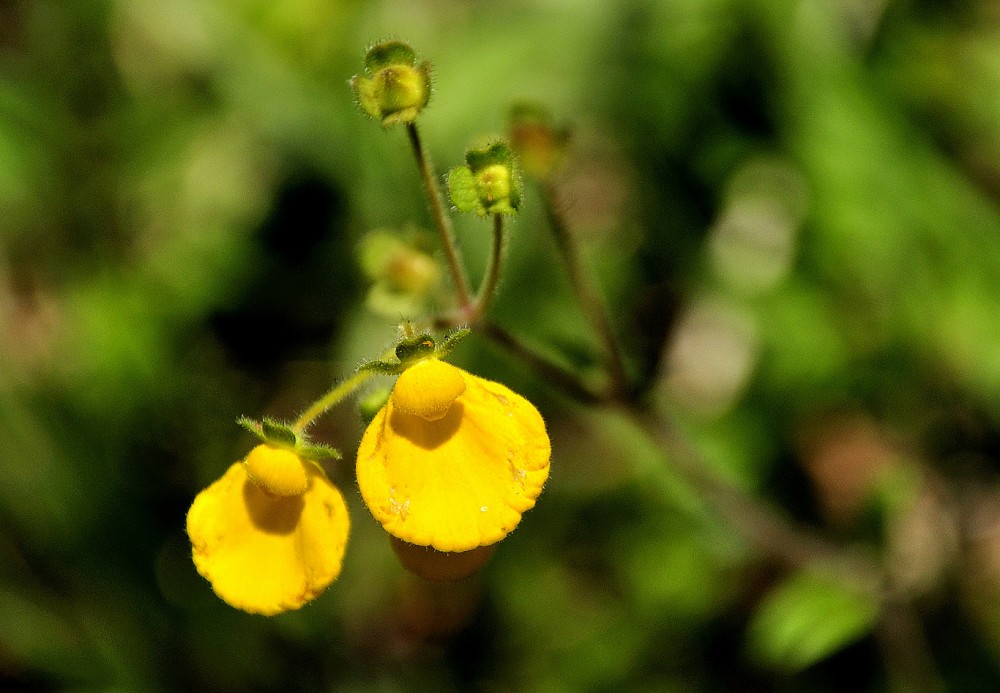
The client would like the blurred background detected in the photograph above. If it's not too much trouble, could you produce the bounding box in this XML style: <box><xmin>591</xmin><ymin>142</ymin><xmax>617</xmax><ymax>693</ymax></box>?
<box><xmin>4</xmin><ymin>0</ymin><xmax>1000</xmax><ymax>690</ymax></box>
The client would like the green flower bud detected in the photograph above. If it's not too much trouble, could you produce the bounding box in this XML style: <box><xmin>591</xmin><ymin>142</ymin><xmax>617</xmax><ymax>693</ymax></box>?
<box><xmin>394</xmin><ymin>333</ymin><xmax>436</xmax><ymax>363</ymax></box>
<box><xmin>350</xmin><ymin>40</ymin><xmax>431</xmax><ymax>127</ymax></box>
<box><xmin>447</xmin><ymin>141</ymin><xmax>522</xmax><ymax>216</ymax></box>
<box><xmin>359</xmin><ymin>229</ymin><xmax>440</xmax><ymax>318</ymax></box>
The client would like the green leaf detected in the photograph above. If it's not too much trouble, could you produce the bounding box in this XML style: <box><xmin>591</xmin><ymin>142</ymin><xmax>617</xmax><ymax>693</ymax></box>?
<box><xmin>746</xmin><ymin>569</ymin><xmax>879</xmax><ymax>671</ymax></box>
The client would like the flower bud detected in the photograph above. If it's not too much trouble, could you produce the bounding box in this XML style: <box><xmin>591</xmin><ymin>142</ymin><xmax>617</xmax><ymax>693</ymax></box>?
<box><xmin>350</xmin><ymin>40</ymin><xmax>431</xmax><ymax>127</ymax></box>
<box><xmin>359</xmin><ymin>229</ymin><xmax>440</xmax><ymax>317</ymax></box>
<box><xmin>507</xmin><ymin>102</ymin><xmax>568</xmax><ymax>180</ymax></box>
<box><xmin>448</xmin><ymin>141</ymin><xmax>522</xmax><ymax>216</ymax></box>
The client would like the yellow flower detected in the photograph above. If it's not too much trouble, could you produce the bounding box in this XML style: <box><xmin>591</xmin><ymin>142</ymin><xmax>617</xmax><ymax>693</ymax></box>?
<box><xmin>187</xmin><ymin>445</ymin><xmax>349</xmax><ymax>615</ymax></box>
<box><xmin>356</xmin><ymin>358</ymin><xmax>551</xmax><ymax>555</ymax></box>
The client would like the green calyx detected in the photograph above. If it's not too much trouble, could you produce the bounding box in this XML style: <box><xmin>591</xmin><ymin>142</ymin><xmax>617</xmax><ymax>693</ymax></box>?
<box><xmin>237</xmin><ymin>416</ymin><xmax>341</xmax><ymax>461</ymax></box>
<box><xmin>358</xmin><ymin>326</ymin><xmax>472</xmax><ymax>376</ymax></box>
<box><xmin>351</xmin><ymin>40</ymin><xmax>431</xmax><ymax>127</ymax></box>
<box><xmin>448</xmin><ymin>141</ymin><xmax>522</xmax><ymax>216</ymax></box>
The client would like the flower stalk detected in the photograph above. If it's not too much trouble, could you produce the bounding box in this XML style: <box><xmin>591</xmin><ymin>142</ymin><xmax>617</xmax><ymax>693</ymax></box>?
<box><xmin>292</xmin><ymin>369</ymin><xmax>376</xmax><ymax>434</ymax></box>
<box><xmin>406</xmin><ymin>122</ymin><xmax>473</xmax><ymax>311</ymax></box>
<box><xmin>469</xmin><ymin>214</ymin><xmax>506</xmax><ymax>322</ymax></box>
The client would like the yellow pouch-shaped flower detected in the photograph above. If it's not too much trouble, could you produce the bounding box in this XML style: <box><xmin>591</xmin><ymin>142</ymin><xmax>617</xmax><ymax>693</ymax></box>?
<box><xmin>187</xmin><ymin>459</ymin><xmax>349</xmax><ymax>615</ymax></box>
<box><xmin>357</xmin><ymin>359</ymin><xmax>551</xmax><ymax>554</ymax></box>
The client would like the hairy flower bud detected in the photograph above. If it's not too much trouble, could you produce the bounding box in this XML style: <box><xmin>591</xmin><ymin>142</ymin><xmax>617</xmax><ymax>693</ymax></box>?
<box><xmin>448</xmin><ymin>141</ymin><xmax>522</xmax><ymax>216</ymax></box>
<box><xmin>351</xmin><ymin>40</ymin><xmax>431</xmax><ymax>127</ymax></box>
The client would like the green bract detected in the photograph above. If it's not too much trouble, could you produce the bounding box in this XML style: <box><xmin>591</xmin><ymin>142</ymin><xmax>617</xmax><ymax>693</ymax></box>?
<box><xmin>448</xmin><ymin>141</ymin><xmax>522</xmax><ymax>216</ymax></box>
<box><xmin>350</xmin><ymin>40</ymin><xmax>431</xmax><ymax>127</ymax></box>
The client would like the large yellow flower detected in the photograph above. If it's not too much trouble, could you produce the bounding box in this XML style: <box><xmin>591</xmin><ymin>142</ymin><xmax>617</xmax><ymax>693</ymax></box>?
<box><xmin>356</xmin><ymin>358</ymin><xmax>551</xmax><ymax>555</ymax></box>
<box><xmin>187</xmin><ymin>445</ymin><xmax>349</xmax><ymax>615</ymax></box>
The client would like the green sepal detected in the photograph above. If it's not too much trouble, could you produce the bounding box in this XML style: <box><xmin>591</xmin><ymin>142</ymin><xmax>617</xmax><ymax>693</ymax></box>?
<box><xmin>350</xmin><ymin>75</ymin><xmax>381</xmax><ymax>120</ymax></box>
<box><xmin>260</xmin><ymin>417</ymin><xmax>298</xmax><ymax>448</ymax></box>
<box><xmin>358</xmin><ymin>359</ymin><xmax>405</xmax><ymax>376</ymax></box>
<box><xmin>436</xmin><ymin>326</ymin><xmax>471</xmax><ymax>357</ymax></box>
<box><xmin>447</xmin><ymin>166</ymin><xmax>479</xmax><ymax>213</ymax></box>
<box><xmin>395</xmin><ymin>333</ymin><xmax>436</xmax><ymax>362</ymax></box>
<box><xmin>364</xmin><ymin>40</ymin><xmax>416</xmax><ymax>72</ymax></box>
<box><xmin>297</xmin><ymin>444</ymin><xmax>343</xmax><ymax>462</ymax></box>
<box><xmin>236</xmin><ymin>415</ymin><xmax>265</xmax><ymax>440</ymax></box>
<box><xmin>237</xmin><ymin>416</ymin><xmax>299</xmax><ymax>449</ymax></box>
<box><xmin>465</xmin><ymin>141</ymin><xmax>516</xmax><ymax>172</ymax></box>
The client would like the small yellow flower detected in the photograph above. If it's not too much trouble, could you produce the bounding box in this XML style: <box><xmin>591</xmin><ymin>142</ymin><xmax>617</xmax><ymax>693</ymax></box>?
<box><xmin>187</xmin><ymin>447</ymin><xmax>349</xmax><ymax>616</ymax></box>
<box><xmin>356</xmin><ymin>358</ymin><xmax>551</xmax><ymax>555</ymax></box>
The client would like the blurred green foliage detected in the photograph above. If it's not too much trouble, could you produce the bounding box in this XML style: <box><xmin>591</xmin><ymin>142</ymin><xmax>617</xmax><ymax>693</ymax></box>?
<box><xmin>4</xmin><ymin>0</ymin><xmax>1000</xmax><ymax>691</ymax></box>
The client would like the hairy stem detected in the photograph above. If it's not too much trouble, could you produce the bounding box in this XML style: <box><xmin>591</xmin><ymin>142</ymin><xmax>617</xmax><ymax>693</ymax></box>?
<box><xmin>542</xmin><ymin>181</ymin><xmax>631</xmax><ymax>401</ymax></box>
<box><xmin>406</xmin><ymin>122</ymin><xmax>472</xmax><ymax>310</ymax></box>
<box><xmin>292</xmin><ymin>369</ymin><xmax>374</xmax><ymax>433</ymax></box>
<box><xmin>470</xmin><ymin>214</ymin><xmax>506</xmax><ymax>322</ymax></box>
<box><xmin>480</xmin><ymin>320</ymin><xmax>603</xmax><ymax>404</ymax></box>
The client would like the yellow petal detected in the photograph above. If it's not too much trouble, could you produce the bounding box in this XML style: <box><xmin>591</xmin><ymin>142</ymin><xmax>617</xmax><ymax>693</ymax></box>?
<box><xmin>187</xmin><ymin>461</ymin><xmax>349</xmax><ymax>615</ymax></box>
<box><xmin>357</xmin><ymin>366</ymin><xmax>550</xmax><ymax>553</ymax></box>
<box><xmin>244</xmin><ymin>444</ymin><xmax>310</xmax><ymax>496</ymax></box>
<box><xmin>391</xmin><ymin>358</ymin><xmax>467</xmax><ymax>421</ymax></box>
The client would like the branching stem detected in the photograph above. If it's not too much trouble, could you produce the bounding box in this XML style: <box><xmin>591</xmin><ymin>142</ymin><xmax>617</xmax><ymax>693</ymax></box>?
<box><xmin>542</xmin><ymin>181</ymin><xmax>631</xmax><ymax>401</ymax></box>
<box><xmin>480</xmin><ymin>320</ymin><xmax>603</xmax><ymax>404</ymax></box>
